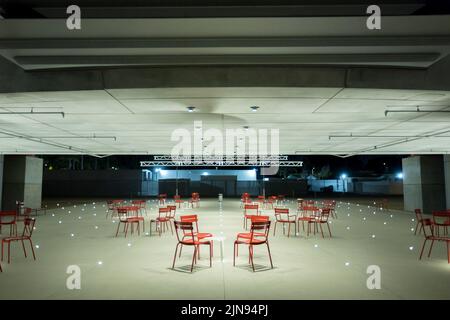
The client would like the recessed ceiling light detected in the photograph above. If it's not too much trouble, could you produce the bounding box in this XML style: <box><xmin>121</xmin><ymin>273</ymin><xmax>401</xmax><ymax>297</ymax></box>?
<box><xmin>243</xmin><ymin>126</ymin><xmax>249</xmax><ymax>131</ymax></box>
<box><xmin>187</xmin><ymin>106</ymin><xmax>196</xmax><ymax>113</ymax></box>
<box><xmin>250</xmin><ymin>106</ymin><xmax>259</xmax><ymax>112</ymax></box>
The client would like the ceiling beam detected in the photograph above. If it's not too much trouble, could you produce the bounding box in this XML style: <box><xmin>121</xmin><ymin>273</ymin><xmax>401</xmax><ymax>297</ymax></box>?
<box><xmin>2</xmin><ymin>36</ymin><xmax>450</xmax><ymax>49</ymax></box>
<box><xmin>14</xmin><ymin>53</ymin><xmax>440</xmax><ymax>69</ymax></box>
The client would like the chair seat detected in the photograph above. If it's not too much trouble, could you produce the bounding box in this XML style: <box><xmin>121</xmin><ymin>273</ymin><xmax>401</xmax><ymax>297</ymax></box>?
<box><xmin>237</xmin><ymin>232</ymin><xmax>265</xmax><ymax>239</ymax></box>
<box><xmin>235</xmin><ymin>238</ymin><xmax>266</xmax><ymax>245</ymax></box>
<box><xmin>182</xmin><ymin>239</ymin><xmax>211</xmax><ymax>245</ymax></box>
<box><xmin>128</xmin><ymin>216</ymin><xmax>144</xmax><ymax>221</ymax></box>
<box><xmin>276</xmin><ymin>219</ymin><xmax>296</xmax><ymax>223</ymax></box>
<box><xmin>2</xmin><ymin>236</ymin><xmax>27</xmax><ymax>242</ymax></box>
<box><xmin>183</xmin><ymin>232</ymin><xmax>212</xmax><ymax>239</ymax></box>
<box><xmin>151</xmin><ymin>217</ymin><xmax>170</xmax><ymax>222</ymax></box>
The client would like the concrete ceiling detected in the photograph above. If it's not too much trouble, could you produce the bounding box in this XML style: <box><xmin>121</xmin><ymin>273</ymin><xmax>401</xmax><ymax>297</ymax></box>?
<box><xmin>0</xmin><ymin>87</ymin><xmax>449</xmax><ymax>156</ymax></box>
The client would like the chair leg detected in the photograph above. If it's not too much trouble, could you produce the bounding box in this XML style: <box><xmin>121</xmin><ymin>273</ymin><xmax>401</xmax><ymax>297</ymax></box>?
<box><xmin>172</xmin><ymin>243</ymin><xmax>179</xmax><ymax>269</ymax></box>
<box><xmin>191</xmin><ymin>246</ymin><xmax>197</xmax><ymax>272</ymax></box>
<box><xmin>327</xmin><ymin>223</ymin><xmax>332</xmax><ymax>237</ymax></box>
<box><xmin>249</xmin><ymin>245</ymin><xmax>255</xmax><ymax>272</ymax></box>
<box><xmin>21</xmin><ymin>240</ymin><xmax>27</xmax><ymax>258</ymax></box>
<box><xmin>8</xmin><ymin>242</ymin><xmax>11</xmax><ymax>264</ymax></box>
<box><xmin>273</xmin><ymin>221</ymin><xmax>277</xmax><ymax>236</ymax></box>
<box><xmin>447</xmin><ymin>241</ymin><xmax>450</xmax><ymax>264</ymax></box>
<box><xmin>29</xmin><ymin>239</ymin><xmax>36</xmax><ymax>260</ymax></box>
<box><xmin>428</xmin><ymin>239</ymin><xmax>435</xmax><ymax>258</ymax></box>
<box><xmin>169</xmin><ymin>221</ymin><xmax>173</xmax><ymax>235</ymax></box>
<box><xmin>209</xmin><ymin>243</ymin><xmax>212</xmax><ymax>267</ymax></box>
<box><xmin>266</xmin><ymin>242</ymin><xmax>274</xmax><ymax>269</ymax></box>
<box><xmin>233</xmin><ymin>243</ymin><xmax>237</xmax><ymax>266</ymax></box>
<box><xmin>319</xmin><ymin>224</ymin><xmax>324</xmax><ymax>239</ymax></box>
<box><xmin>419</xmin><ymin>239</ymin><xmax>428</xmax><ymax>260</ymax></box>
<box><xmin>287</xmin><ymin>223</ymin><xmax>291</xmax><ymax>237</ymax></box>
<box><xmin>414</xmin><ymin>221</ymin><xmax>419</xmax><ymax>235</ymax></box>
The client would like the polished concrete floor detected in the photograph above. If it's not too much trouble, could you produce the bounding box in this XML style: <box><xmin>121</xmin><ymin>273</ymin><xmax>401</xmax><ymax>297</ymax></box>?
<box><xmin>0</xmin><ymin>198</ymin><xmax>449</xmax><ymax>300</ymax></box>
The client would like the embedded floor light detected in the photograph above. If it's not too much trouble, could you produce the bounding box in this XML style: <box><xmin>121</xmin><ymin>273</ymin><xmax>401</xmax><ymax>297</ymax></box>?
<box><xmin>250</xmin><ymin>106</ymin><xmax>259</xmax><ymax>112</ymax></box>
<box><xmin>340</xmin><ymin>173</ymin><xmax>348</xmax><ymax>179</ymax></box>
<box><xmin>396</xmin><ymin>172</ymin><xmax>403</xmax><ymax>179</ymax></box>
<box><xmin>187</xmin><ymin>106</ymin><xmax>196</xmax><ymax>112</ymax></box>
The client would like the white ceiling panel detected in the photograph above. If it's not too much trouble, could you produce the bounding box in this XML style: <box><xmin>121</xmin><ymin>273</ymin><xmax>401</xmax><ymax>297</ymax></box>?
<box><xmin>0</xmin><ymin>87</ymin><xmax>450</xmax><ymax>155</ymax></box>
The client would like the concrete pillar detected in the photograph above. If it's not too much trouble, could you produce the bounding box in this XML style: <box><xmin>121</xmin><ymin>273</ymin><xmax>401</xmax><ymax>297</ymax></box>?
<box><xmin>0</xmin><ymin>155</ymin><xmax>3</xmax><ymax>209</ymax></box>
<box><xmin>402</xmin><ymin>155</ymin><xmax>446</xmax><ymax>213</ymax></box>
<box><xmin>444</xmin><ymin>155</ymin><xmax>450</xmax><ymax>209</ymax></box>
<box><xmin>2</xmin><ymin>156</ymin><xmax>43</xmax><ymax>210</ymax></box>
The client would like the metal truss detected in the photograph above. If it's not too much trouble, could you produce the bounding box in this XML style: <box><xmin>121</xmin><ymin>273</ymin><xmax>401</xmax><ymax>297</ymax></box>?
<box><xmin>140</xmin><ymin>160</ymin><xmax>303</xmax><ymax>167</ymax></box>
<box><xmin>153</xmin><ymin>155</ymin><xmax>288</xmax><ymax>161</ymax></box>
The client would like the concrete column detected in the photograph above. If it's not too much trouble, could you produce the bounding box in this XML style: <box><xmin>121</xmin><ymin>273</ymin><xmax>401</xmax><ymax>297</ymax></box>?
<box><xmin>444</xmin><ymin>155</ymin><xmax>450</xmax><ymax>209</ymax></box>
<box><xmin>0</xmin><ymin>155</ymin><xmax>4</xmax><ymax>209</ymax></box>
<box><xmin>402</xmin><ymin>155</ymin><xmax>446</xmax><ymax>213</ymax></box>
<box><xmin>2</xmin><ymin>156</ymin><xmax>43</xmax><ymax>210</ymax></box>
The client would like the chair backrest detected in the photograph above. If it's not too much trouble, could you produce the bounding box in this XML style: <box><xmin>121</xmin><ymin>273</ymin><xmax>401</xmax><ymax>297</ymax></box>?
<box><xmin>249</xmin><ymin>220</ymin><xmax>271</xmax><ymax>242</ymax></box>
<box><xmin>117</xmin><ymin>208</ymin><xmax>128</xmax><ymax>221</ymax></box>
<box><xmin>131</xmin><ymin>200</ymin><xmax>146</xmax><ymax>208</ymax></box>
<box><xmin>305</xmin><ymin>200</ymin><xmax>315</xmax><ymax>205</ymax></box>
<box><xmin>277</xmin><ymin>195</ymin><xmax>285</xmax><ymax>200</ymax></box>
<box><xmin>22</xmin><ymin>218</ymin><xmax>36</xmax><ymax>237</ymax></box>
<box><xmin>167</xmin><ymin>205</ymin><xmax>177</xmax><ymax>218</ymax></box>
<box><xmin>250</xmin><ymin>215</ymin><xmax>269</xmax><ymax>223</ymax></box>
<box><xmin>0</xmin><ymin>210</ymin><xmax>17</xmax><ymax>224</ymax></box>
<box><xmin>244</xmin><ymin>204</ymin><xmax>259</xmax><ymax>215</ymax></box>
<box><xmin>174</xmin><ymin>221</ymin><xmax>195</xmax><ymax>243</ymax></box>
<box><xmin>414</xmin><ymin>208</ymin><xmax>423</xmax><ymax>221</ymax></box>
<box><xmin>158</xmin><ymin>207</ymin><xmax>170</xmax><ymax>218</ymax></box>
<box><xmin>274</xmin><ymin>208</ymin><xmax>290</xmax><ymax>221</ymax></box>
<box><xmin>320</xmin><ymin>208</ymin><xmax>331</xmax><ymax>222</ymax></box>
<box><xmin>432</xmin><ymin>210</ymin><xmax>450</xmax><ymax>225</ymax></box>
<box><xmin>174</xmin><ymin>195</ymin><xmax>181</xmax><ymax>200</ymax></box>
<box><xmin>421</xmin><ymin>218</ymin><xmax>435</xmax><ymax>238</ymax></box>
<box><xmin>180</xmin><ymin>214</ymin><xmax>199</xmax><ymax>233</ymax></box>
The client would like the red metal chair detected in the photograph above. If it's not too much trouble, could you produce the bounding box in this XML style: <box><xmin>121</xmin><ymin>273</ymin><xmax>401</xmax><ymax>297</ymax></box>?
<box><xmin>414</xmin><ymin>208</ymin><xmax>426</xmax><ymax>235</ymax></box>
<box><xmin>179</xmin><ymin>215</ymin><xmax>213</xmax><ymax>258</ymax></box>
<box><xmin>115</xmin><ymin>207</ymin><xmax>143</xmax><ymax>237</ymax></box>
<box><xmin>265</xmin><ymin>196</ymin><xmax>277</xmax><ymax>209</ymax></box>
<box><xmin>158</xmin><ymin>194</ymin><xmax>167</xmax><ymax>206</ymax></box>
<box><xmin>149</xmin><ymin>207</ymin><xmax>172</xmax><ymax>236</ymax></box>
<box><xmin>273</xmin><ymin>208</ymin><xmax>297</xmax><ymax>237</ymax></box>
<box><xmin>311</xmin><ymin>208</ymin><xmax>332</xmax><ymax>238</ymax></box>
<box><xmin>323</xmin><ymin>200</ymin><xmax>337</xmax><ymax>219</ymax></box>
<box><xmin>243</xmin><ymin>204</ymin><xmax>260</xmax><ymax>229</ymax></box>
<box><xmin>240</xmin><ymin>193</ymin><xmax>251</xmax><ymax>208</ymax></box>
<box><xmin>277</xmin><ymin>195</ymin><xmax>285</xmax><ymax>206</ymax></box>
<box><xmin>297</xmin><ymin>205</ymin><xmax>318</xmax><ymax>233</ymax></box>
<box><xmin>180</xmin><ymin>214</ymin><xmax>211</xmax><ymax>237</ymax></box>
<box><xmin>256</xmin><ymin>195</ymin><xmax>265</xmax><ymax>207</ymax></box>
<box><xmin>174</xmin><ymin>195</ymin><xmax>183</xmax><ymax>208</ymax></box>
<box><xmin>172</xmin><ymin>221</ymin><xmax>212</xmax><ymax>272</ymax></box>
<box><xmin>106</xmin><ymin>199</ymin><xmax>124</xmax><ymax>219</ymax></box>
<box><xmin>1</xmin><ymin>218</ymin><xmax>36</xmax><ymax>264</ymax></box>
<box><xmin>233</xmin><ymin>220</ymin><xmax>273</xmax><ymax>272</ymax></box>
<box><xmin>131</xmin><ymin>200</ymin><xmax>147</xmax><ymax>216</ymax></box>
<box><xmin>236</xmin><ymin>216</ymin><xmax>270</xmax><ymax>245</ymax></box>
<box><xmin>419</xmin><ymin>218</ymin><xmax>450</xmax><ymax>264</ymax></box>
<box><xmin>0</xmin><ymin>211</ymin><xmax>18</xmax><ymax>236</ymax></box>
<box><xmin>167</xmin><ymin>205</ymin><xmax>177</xmax><ymax>222</ymax></box>
<box><xmin>189</xmin><ymin>192</ymin><xmax>200</xmax><ymax>208</ymax></box>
